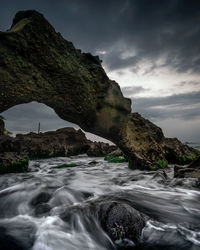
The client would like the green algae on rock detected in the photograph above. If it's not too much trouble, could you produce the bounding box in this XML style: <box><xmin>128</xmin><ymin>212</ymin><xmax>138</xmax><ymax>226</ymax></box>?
<box><xmin>55</xmin><ymin>163</ymin><xmax>78</xmax><ymax>168</ymax></box>
<box><xmin>0</xmin><ymin>153</ymin><xmax>29</xmax><ymax>174</ymax></box>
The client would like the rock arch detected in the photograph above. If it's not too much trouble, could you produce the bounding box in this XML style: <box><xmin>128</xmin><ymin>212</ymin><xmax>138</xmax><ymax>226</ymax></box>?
<box><xmin>0</xmin><ymin>10</ymin><xmax>196</xmax><ymax>169</ymax></box>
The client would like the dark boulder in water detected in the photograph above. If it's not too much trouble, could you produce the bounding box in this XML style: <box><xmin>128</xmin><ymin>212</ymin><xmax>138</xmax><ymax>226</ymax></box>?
<box><xmin>99</xmin><ymin>202</ymin><xmax>145</xmax><ymax>247</ymax></box>
<box><xmin>30</xmin><ymin>192</ymin><xmax>52</xmax><ymax>206</ymax></box>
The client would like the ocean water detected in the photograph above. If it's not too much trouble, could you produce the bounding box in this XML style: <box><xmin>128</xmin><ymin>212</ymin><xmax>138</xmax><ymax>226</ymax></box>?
<box><xmin>0</xmin><ymin>154</ymin><xmax>199</xmax><ymax>250</ymax></box>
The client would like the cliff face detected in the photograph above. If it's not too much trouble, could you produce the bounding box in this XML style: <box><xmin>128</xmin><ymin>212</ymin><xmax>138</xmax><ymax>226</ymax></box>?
<box><xmin>0</xmin><ymin>10</ymin><xmax>197</xmax><ymax>169</ymax></box>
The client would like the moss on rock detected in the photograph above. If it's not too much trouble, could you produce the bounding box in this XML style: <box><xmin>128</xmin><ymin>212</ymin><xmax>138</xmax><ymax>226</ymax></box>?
<box><xmin>0</xmin><ymin>155</ymin><xmax>29</xmax><ymax>174</ymax></box>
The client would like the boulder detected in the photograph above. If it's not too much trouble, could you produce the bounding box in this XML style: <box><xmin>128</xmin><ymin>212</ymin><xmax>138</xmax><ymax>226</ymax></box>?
<box><xmin>99</xmin><ymin>202</ymin><xmax>145</xmax><ymax>246</ymax></box>
<box><xmin>87</xmin><ymin>141</ymin><xmax>117</xmax><ymax>157</ymax></box>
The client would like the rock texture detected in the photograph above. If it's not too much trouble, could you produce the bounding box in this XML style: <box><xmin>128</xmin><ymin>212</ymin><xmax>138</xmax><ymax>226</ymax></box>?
<box><xmin>99</xmin><ymin>202</ymin><xmax>145</xmax><ymax>246</ymax></box>
<box><xmin>0</xmin><ymin>127</ymin><xmax>117</xmax><ymax>161</ymax></box>
<box><xmin>0</xmin><ymin>119</ymin><xmax>5</xmax><ymax>135</ymax></box>
<box><xmin>174</xmin><ymin>156</ymin><xmax>200</xmax><ymax>179</ymax></box>
<box><xmin>87</xmin><ymin>141</ymin><xmax>117</xmax><ymax>157</ymax></box>
<box><xmin>0</xmin><ymin>152</ymin><xmax>29</xmax><ymax>174</ymax></box>
<box><xmin>0</xmin><ymin>128</ymin><xmax>89</xmax><ymax>158</ymax></box>
<box><xmin>0</xmin><ymin>10</ymin><xmax>197</xmax><ymax>169</ymax></box>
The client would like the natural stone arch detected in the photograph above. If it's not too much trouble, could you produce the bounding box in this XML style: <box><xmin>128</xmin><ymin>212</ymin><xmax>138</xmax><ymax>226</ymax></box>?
<box><xmin>0</xmin><ymin>10</ymin><xmax>196</xmax><ymax>169</ymax></box>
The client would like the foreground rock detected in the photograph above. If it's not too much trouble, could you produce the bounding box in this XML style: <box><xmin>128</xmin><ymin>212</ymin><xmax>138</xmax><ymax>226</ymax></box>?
<box><xmin>174</xmin><ymin>156</ymin><xmax>200</xmax><ymax>179</ymax></box>
<box><xmin>99</xmin><ymin>202</ymin><xmax>145</xmax><ymax>247</ymax></box>
<box><xmin>0</xmin><ymin>10</ymin><xmax>197</xmax><ymax>169</ymax></box>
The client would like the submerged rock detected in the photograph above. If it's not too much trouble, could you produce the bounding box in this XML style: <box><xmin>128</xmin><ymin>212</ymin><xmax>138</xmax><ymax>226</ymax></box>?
<box><xmin>0</xmin><ymin>10</ymin><xmax>197</xmax><ymax>169</ymax></box>
<box><xmin>30</xmin><ymin>192</ymin><xmax>52</xmax><ymax>206</ymax></box>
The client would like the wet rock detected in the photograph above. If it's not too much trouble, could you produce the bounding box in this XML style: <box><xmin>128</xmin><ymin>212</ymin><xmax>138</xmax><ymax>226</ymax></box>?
<box><xmin>100</xmin><ymin>202</ymin><xmax>145</xmax><ymax>246</ymax></box>
<box><xmin>152</xmin><ymin>170</ymin><xmax>168</xmax><ymax>184</ymax></box>
<box><xmin>87</xmin><ymin>141</ymin><xmax>117</xmax><ymax>157</ymax></box>
<box><xmin>174</xmin><ymin>156</ymin><xmax>200</xmax><ymax>178</ymax></box>
<box><xmin>30</xmin><ymin>192</ymin><xmax>51</xmax><ymax>206</ymax></box>
<box><xmin>108</xmin><ymin>148</ymin><xmax>123</xmax><ymax>156</ymax></box>
<box><xmin>88</xmin><ymin>160</ymin><xmax>98</xmax><ymax>165</ymax></box>
<box><xmin>34</xmin><ymin>203</ymin><xmax>51</xmax><ymax>216</ymax></box>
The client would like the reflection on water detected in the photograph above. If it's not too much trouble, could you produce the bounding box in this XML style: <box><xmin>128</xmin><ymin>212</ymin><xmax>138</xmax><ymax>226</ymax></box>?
<box><xmin>0</xmin><ymin>155</ymin><xmax>199</xmax><ymax>250</ymax></box>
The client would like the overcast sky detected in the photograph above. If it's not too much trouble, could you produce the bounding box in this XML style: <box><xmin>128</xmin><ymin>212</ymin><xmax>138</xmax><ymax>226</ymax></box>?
<box><xmin>0</xmin><ymin>0</ymin><xmax>200</xmax><ymax>142</ymax></box>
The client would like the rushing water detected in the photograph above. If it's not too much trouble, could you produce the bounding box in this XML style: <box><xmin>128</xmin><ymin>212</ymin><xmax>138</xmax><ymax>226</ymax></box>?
<box><xmin>0</xmin><ymin>155</ymin><xmax>200</xmax><ymax>250</ymax></box>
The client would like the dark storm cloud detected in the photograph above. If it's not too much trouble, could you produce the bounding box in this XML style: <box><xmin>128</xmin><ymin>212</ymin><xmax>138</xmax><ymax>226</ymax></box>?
<box><xmin>132</xmin><ymin>91</ymin><xmax>200</xmax><ymax>121</ymax></box>
<box><xmin>1</xmin><ymin>0</ymin><xmax>200</xmax><ymax>73</ymax></box>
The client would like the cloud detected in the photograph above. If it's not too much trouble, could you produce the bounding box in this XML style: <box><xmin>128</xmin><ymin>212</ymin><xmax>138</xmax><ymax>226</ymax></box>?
<box><xmin>1</xmin><ymin>0</ymin><xmax>200</xmax><ymax>74</ymax></box>
<box><xmin>132</xmin><ymin>91</ymin><xmax>200</xmax><ymax>120</ymax></box>
<box><xmin>121</xmin><ymin>86</ymin><xmax>149</xmax><ymax>97</ymax></box>
<box><xmin>1</xmin><ymin>102</ymin><xmax>77</xmax><ymax>134</ymax></box>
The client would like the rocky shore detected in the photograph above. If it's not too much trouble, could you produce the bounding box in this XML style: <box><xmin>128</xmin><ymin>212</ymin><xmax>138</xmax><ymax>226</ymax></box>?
<box><xmin>0</xmin><ymin>126</ymin><xmax>118</xmax><ymax>174</ymax></box>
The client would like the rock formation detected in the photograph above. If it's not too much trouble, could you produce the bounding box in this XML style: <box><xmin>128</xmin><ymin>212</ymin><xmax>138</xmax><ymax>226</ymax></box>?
<box><xmin>0</xmin><ymin>10</ymin><xmax>198</xmax><ymax>169</ymax></box>
<box><xmin>0</xmin><ymin>127</ymin><xmax>117</xmax><ymax>160</ymax></box>
<box><xmin>87</xmin><ymin>141</ymin><xmax>117</xmax><ymax>157</ymax></box>
<box><xmin>174</xmin><ymin>156</ymin><xmax>200</xmax><ymax>179</ymax></box>
<box><xmin>0</xmin><ymin>119</ymin><xmax>4</xmax><ymax>135</ymax></box>
<box><xmin>15</xmin><ymin>127</ymin><xmax>90</xmax><ymax>158</ymax></box>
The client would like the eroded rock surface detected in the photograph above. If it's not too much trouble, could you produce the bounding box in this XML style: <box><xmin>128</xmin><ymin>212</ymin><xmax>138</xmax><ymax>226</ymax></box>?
<box><xmin>174</xmin><ymin>156</ymin><xmax>200</xmax><ymax>179</ymax></box>
<box><xmin>0</xmin><ymin>119</ymin><xmax>5</xmax><ymax>135</ymax></box>
<box><xmin>0</xmin><ymin>127</ymin><xmax>117</xmax><ymax>163</ymax></box>
<box><xmin>87</xmin><ymin>141</ymin><xmax>117</xmax><ymax>157</ymax></box>
<box><xmin>99</xmin><ymin>202</ymin><xmax>145</xmax><ymax>247</ymax></box>
<box><xmin>0</xmin><ymin>10</ymin><xmax>197</xmax><ymax>169</ymax></box>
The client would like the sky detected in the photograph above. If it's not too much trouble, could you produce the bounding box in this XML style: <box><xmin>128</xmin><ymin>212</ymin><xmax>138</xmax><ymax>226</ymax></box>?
<box><xmin>0</xmin><ymin>0</ymin><xmax>200</xmax><ymax>142</ymax></box>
